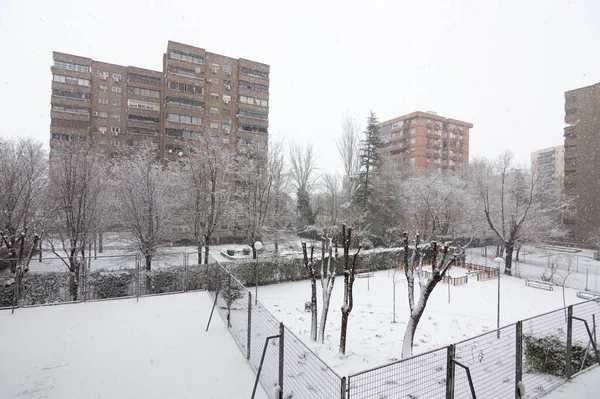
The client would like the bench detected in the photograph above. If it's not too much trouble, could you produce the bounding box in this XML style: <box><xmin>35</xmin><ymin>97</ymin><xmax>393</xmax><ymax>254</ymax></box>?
<box><xmin>525</xmin><ymin>280</ymin><xmax>554</xmax><ymax>291</ymax></box>
<box><xmin>355</xmin><ymin>269</ymin><xmax>374</xmax><ymax>278</ymax></box>
<box><xmin>577</xmin><ymin>291</ymin><xmax>600</xmax><ymax>300</ymax></box>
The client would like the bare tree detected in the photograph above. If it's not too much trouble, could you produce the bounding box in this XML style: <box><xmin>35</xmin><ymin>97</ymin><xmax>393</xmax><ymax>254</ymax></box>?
<box><xmin>317</xmin><ymin>173</ymin><xmax>341</xmax><ymax>230</ymax></box>
<box><xmin>301</xmin><ymin>241</ymin><xmax>318</xmax><ymax>341</ymax></box>
<box><xmin>235</xmin><ymin>140</ymin><xmax>275</xmax><ymax>258</ymax></box>
<box><xmin>46</xmin><ymin>141</ymin><xmax>106</xmax><ymax>301</ymax></box>
<box><xmin>337</xmin><ymin>114</ymin><xmax>361</xmax><ymax>203</ymax></box>
<box><xmin>402</xmin><ymin>233</ymin><xmax>457</xmax><ymax>358</ymax></box>
<box><xmin>477</xmin><ymin>151</ymin><xmax>539</xmax><ymax>276</ymax></box>
<box><xmin>183</xmin><ymin>132</ymin><xmax>233</xmax><ymax>266</ymax></box>
<box><xmin>0</xmin><ymin>138</ymin><xmax>46</xmax><ymax>284</ymax></box>
<box><xmin>289</xmin><ymin>142</ymin><xmax>319</xmax><ymax>230</ymax></box>
<box><xmin>318</xmin><ymin>234</ymin><xmax>337</xmax><ymax>343</ymax></box>
<box><xmin>339</xmin><ymin>224</ymin><xmax>361</xmax><ymax>355</ymax></box>
<box><xmin>112</xmin><ymin>143</ymin><xmax>177</xmax><ymax>291</ymax></box>
<box><xmin>262</xmin><ymin>138</ymin><xmax>294</xmax><ymax>252</ymax></box>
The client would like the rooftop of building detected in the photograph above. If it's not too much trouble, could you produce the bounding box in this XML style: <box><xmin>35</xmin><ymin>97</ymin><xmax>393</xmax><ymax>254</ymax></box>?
<box><xmin>380</xmin><ymin>111</ymin><xmax>473</xmax><ymax>128</ymax></box>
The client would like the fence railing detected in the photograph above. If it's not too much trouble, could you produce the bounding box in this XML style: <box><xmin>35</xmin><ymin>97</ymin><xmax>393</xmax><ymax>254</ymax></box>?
<box><xmin>0</xmin><ymin>251</ymin><xmax>208</xmax><ymax>309</ymax></box>
<box><xmin>207</xmin><ymin>260</ymin><xmax>345</xmax><ymax>399</ymax></box>
<box><xmin>348</xmin><ymin>300</ymin><xmax>600</xmax><ymax>399</ymax></box>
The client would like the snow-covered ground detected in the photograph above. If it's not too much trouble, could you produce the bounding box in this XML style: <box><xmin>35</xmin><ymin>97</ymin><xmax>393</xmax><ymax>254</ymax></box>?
<box><xmin>257</xmin><ymin>268</ymin><xmax>584</xmax><ymax>377</ymax></box>
<box><xmin>545</xmin><ymin>365</ymin><xmax>600</xmax><ymax>398</ymax></box>
<box><xmin>0</xmin><ymin>292</ymin><xmax>267</xmax><ymax>399</ymax></box>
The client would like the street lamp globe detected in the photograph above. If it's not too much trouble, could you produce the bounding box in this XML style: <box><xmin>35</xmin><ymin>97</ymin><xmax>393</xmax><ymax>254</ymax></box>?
<box><xmin>254</xmin><ymin>241</ymin><xmax>263</xmax><ymax>251</ymax></box>
<box><xmin>494</xmin><ymin>257</ymin><xmax>503</xmax><ymax>269</ymax></box>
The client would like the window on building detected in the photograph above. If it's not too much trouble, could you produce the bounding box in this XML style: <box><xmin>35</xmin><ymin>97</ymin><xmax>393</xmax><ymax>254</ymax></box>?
<box><xmin>211</xmin><ymin>93</ymin><xmax>219</xmax><ymax>101</ymax></box>
<box><xmin>410</xmin><ymin>128</ymin><xmax>416</xmax><ymax>134</ymax></box>
<box><xmin>98</xmin><ymin>71</ymin><xmax>109</xmax><ymax>79</ymax></box>
<box><xmin>167</xmin><ymin>113</ymin><xmax>201</xmax><ymax>125</ymax></box>
<box><xmin>239</xmin><ymin>95</ymin><xmax>268</xmax><ymax>107</ymax></box>
<box><xmin>211</xmin><ymin>64</ymin><xmax>219</xmax><ymax>73</ymax></box>
<box><xmin>128</xmin><ymin>86</ymin><xmax>160</xmax><ymax>98</ymax></box>
<box><xmin>239</xmin><ymin>109</ymin><xmax>268</xmax><ymax>120</ymax></box>
<box><xmin>53</xmin><ymin>60</ymin><xmax>91</xmax><ymax>73</ymax></box>
<box><xmin>223</xmin><ymin>65</ymin><xmax>232</xmax><ymax>75</ymax></box>
<box><xmin>111</xmin><ymin>127</ymin><xmax>120</xmax><ymax>134</ymax></box>
<box><xmin>129</xmin><ymin>126</ymin><xmax>159</xmax><ymax>136</ymax></box>
<box><xmin>128</xmin><ymin>99</ymin><xmax>160</xmax><ymax>111</ymax></box>
<box><xmin>224</xmin><ymin>80</ymin><xmax>231</xmax><ymax>90</ymax></box>
<box><xmin>240</xmin><ymin>80</ymin><xmax>269</xmax><ymax>93</ymax></box>
<box><xmin>52</xmin><ymin>74</ymin><xmax>90</xmax><ymax>86</ymax></box>
<box><xmin>99</xmin><ymin>98</ymin><xmax>108</xmax><ymax>105</ymax></box>
<box><xmin>52</xmin><ymin>88</ymin><xmax>90</xmax><ymax>100</ymax></box>
<box><xmin>168</xmin><ymin>49</ymin><xmax>205</xmax><ymax>64</ymax></box>
<box><xmin>240</xmin><ymin>66</ymin><xmax>269</xmax><ymax>79</ymax></box>
<box><xmin>129</xmin><ymin>73</ymin><xmax>161</xmax><ymax>86</ymax></box>
<box><xmin>99</xmin><ymin>84</ymin><xmax>108</xmax><ymax>92</ymax></box>
<box><xmin>411</xmin><ymin>137</ymin><xmax>416</xmax><ymax>144</ymax></box>
<box><xmin>52</xmin><ymin>105</ymin><xmax>90</xmax><ymax>115</ymax></box>
<box><xmin>128</xmin><ymin>114</ymin><xmax>160</xmax><ymax>123</ymax></box>
<box><xmin>112</xmin><ymin>86</ymin><xmax>121</xmax><ymax>93</ymax></box>
<box><xmin>98</xmin><ymin>127</ymin><xmax>107</xmax><ymax>134</ymax></box>
<box><xmin>169</xmin><ymin>81</ymin><xmax>202</xmax><ymax>95</ymax></box>
<box><xmin>110</xmin><ymin>140</ymin><xmax>120</xmax><ymax>146</ymax></box>
<box><xmin>111</xmin><ymin>99</ymin><xmax>120</xmax><ymax>106</ymax></box>
<box><xmin>166</xmin><ymin>97</ymin><xmax>204</xmax><ymax>110</ymax></box>
<box><xmin>112</xmin><ymin>73</ymin><xmax>121</xmax><ymax>81</ymax></box>
<box><xmin>210</xmin><ymin>122</ymin><xmax>219</xmax><ymax>129</ymax></box>
<box><xmin>111</xmin><ymin>114</ymin><xmax>120</xmax><ymax>120</ymax></box>
<box><xmin>223</xmin><ymin>95</ymin><xmax>231</xmax><ymax>103</ymax></box>
<box><xmin>210</xmin><ymin>108</ymin><xmax>219</xmax><ymax>114</ymax></box>
<box><xmin>94</xmin><ymin>111</ymin><xmax>108</xmax><ymax>118</ymax></box>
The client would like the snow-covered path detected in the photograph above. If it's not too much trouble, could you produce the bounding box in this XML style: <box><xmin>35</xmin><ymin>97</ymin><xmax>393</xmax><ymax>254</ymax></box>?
<box><xmin>545</xmin><ymin>365</ymin><xmax>600</xmax><ymax>398</ymax></box>
<box><xmin>0</xmin><ymin>292</ymin><xmax>266</xmax><ymax>399</ymax></box>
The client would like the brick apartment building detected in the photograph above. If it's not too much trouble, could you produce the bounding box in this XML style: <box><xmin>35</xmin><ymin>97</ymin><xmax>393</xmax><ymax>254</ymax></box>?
<box><xmin>563</xmin><ymin>82</ymin><xmax>600</xmax><ymax>244</ymax></box>
<box><xmin>377</xmin><ymin>111</ymin><xmax>472</xmax><ymax>171</ymax></box>
<box><xmin>50</xmin><ymin>41</ymin><xmax>269</xmax><ymax>164</ymax></box>
<box><xmin>531</xmin><ymin>145</ymin><xmax>564</xmax><ymax>192</ymax></box>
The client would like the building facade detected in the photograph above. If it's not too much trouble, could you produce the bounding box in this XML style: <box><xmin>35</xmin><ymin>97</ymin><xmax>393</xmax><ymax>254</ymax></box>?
<box><xmin>377</xmin><ymin>111</ymin><xmax>472</xmax><ymax>171</ymax></box>
<box><xmin>531</xmin><ymin>145</ymin><xmax>564</xmax><ymax>192</ymax></box>
<box><xmin>50</xmin><ymin>41</ymin><xmax>269</xmax><ymax>163</ymax></box>
<box><xmin>563</xmin><ymin>82</ymin><xmax>600</xmax><ymax>243</ymax></box>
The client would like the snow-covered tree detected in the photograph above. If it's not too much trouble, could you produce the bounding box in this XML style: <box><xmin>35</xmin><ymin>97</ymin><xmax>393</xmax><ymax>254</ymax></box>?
<box><xmin>289</xmin><ymin>142</ymin><xmax>319</xmax><ymax>231</ymax></box>
<box><xmin>402</xmin><ymin>233</ymin><xmax>457</xmax><ymax>358</ymax></box>
<box><xmin>476</xmin><ymin>151</ymin><xmax>540</xmax><ymax>276</ymax></box>
<box><xmin>47</xmin><ymin>141</ymin><xmax>107</xmax><ymax>300</ymax></box>
<box><xmin>337</xmin><ymin>114</ymin><xmax>361</xmax><ymax>204</ymax></box>
<box><xmin>111</xmin><ymin>143</ymin><xmax>177</xmax><ymax>291</ymax></box>
<box><xmin>301</xmin><ymin>241</ymin><xmax>318</xmax><ymax>341</ymax></box>
<box><xmin>314</xmin><ymin>173</ymin><xmax>341</xmax><ymax>231</ymax></box>
<box><xmin>339</xmin><ymin>224</ymin><xmax>361</xmax><ymax>355</ymax></box>
<box><xmin>183</xmin><ymin>132</ymin><xmax>233</xmax><ymax>265</ymax></box>
<box><xmin>234</xmin><ymin>140</ymin><xmax>276</xmax><ymax>258</ymax></box>
<box><xmin>354</xmin><ymin>111</ymin><xmax>382</xmax><ymax>210</ymax></box>
<box><xmin>0</xmin><ymin>138</ymin><xmax>46</xmax><ymax>285</ymax></box>
<box><xmin>318</xmin><ymin>234</ymin><xmax>337</xmax><ymax>343</ymax></box>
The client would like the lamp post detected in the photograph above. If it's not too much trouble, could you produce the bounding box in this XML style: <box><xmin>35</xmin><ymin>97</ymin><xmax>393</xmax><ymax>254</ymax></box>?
<box><xmin>254</xmin><ymin>241</ymin><xmax>263</xmax><ymax>305</ymax></box>
<box><xmin>494</xmin><ymin>256</ymin><xmax>503</xmax><ymax>338</ymax></box>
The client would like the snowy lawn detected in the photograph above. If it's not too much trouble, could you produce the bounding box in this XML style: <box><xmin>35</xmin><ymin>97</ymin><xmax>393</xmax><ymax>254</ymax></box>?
<box><xmin>257</xmin><ymin>268</ymin><xmax>584</xmax><ymax>376</ymax></box>
<box><xmin>0</xmin><ymin>292</ymin><xmax>267</xmax><ymax>399</ymax></box>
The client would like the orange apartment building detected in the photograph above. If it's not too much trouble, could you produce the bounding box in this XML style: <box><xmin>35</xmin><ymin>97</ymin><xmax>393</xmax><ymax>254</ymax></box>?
<box><xmin>50</xmin><ymin>41</ymin><xmax>269</xmax><ymax>164</ymax></box>
<box><xmin>378</xmin><ymin>111</ymin><xmax>472</xmax><ymax>171</ymax></box>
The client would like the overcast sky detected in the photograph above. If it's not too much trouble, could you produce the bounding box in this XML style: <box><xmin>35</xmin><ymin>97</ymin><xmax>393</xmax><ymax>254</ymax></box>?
<box><xmin>1</xmin><ymin>0</ymin><xmax>599</xmax><ymax>172</ymax></box>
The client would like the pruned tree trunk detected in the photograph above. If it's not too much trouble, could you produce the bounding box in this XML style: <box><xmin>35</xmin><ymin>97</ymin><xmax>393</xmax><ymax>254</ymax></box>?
<box><xmin>302</xmin><ymin>242</ymin><xmax>318</xmax><ymax>342</ymax></box>
<box><xmin>505</xmin><ymin>241</ymin><xmax>514</xmax><ymax>276</ymax></box>
<box><xmin>318</xmin><ymin>236</ymin><xmax>337</xmax><ymax>343</ymax></box>
<box><xmin>339</xmin><ymin>224</ymin><xmax>361</xmax><ymax>355</ymax></box>
<box><xmin>402</xmin><ymin>233</ymin><xmax>456</xmax><ymax>358</ymax></box>
<box><xmin>145</xmin><ymin>251</ymin><xmax>152</xmax><ymax>293</ymax></box>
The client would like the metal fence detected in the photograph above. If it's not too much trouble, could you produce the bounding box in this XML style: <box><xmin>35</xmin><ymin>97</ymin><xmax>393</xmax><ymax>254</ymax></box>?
<box><xmin>348</xmin><ymin>300</ymin><xmax>600</xmax><ymax>399</ymax></box>
<box><xmin>0</xmin><ymin>251</ymin><xmax>208</xmax><ymax>309</ymax></box>
<box><xmin>207</xmin><ymin>260</ymin><xmax>346</xmax><ymax>399</ymax></box>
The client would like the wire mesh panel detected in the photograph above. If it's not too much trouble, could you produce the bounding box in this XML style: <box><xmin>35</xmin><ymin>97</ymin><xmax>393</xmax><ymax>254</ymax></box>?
<box><xmin>348</xmin><ymin>347</ymin><xmax>447</xmax><ymax>399</ymax></box>
<box><xmin>453</xmin><ymin>324</ymin><xmax>516</xmax><ymax>399</ymax></box>
<box><xmin>571</xmin><ymin>300</ymin><xmax>600</xmax><ymax>374</ymax></box>
<box><xmin>227</xmin><ymin>279</ymin><xmax>251</xmax><ymax>355</ymax></box>
<box><xmin>21</xmin><ymin>257</ymin><xmax>72</xmax><ymax>305</ymax></box>
<box><xmin>521</xmin><ymin>308</ymin><xmax>568</xmax><ymax>397</ymax></box>
<box><xmin>249</xmin><ymin>302</ymin><xmax>281</xmax><ymax>397</ymax></box>
<box><xmin>282</xmin><ymin>326</ymin><xmax>342</xmax><ymax>399</ymax></box>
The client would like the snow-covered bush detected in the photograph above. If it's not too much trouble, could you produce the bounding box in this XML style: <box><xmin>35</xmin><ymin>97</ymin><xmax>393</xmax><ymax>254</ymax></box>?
<box><xmin>524</xmin><ymin>334</ymin><xmax>596</xmax><ymax>376</ymax></box>
<box><xmin>88</xmin><ymin>270</ymin><xmax>135</xmax><ymax>299</ymax></box>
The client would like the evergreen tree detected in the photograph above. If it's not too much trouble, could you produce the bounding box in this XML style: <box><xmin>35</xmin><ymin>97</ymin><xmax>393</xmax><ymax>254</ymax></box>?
<box><xmin>354</xmin><ymin>111</ymin><xmax>382</xmax><ymax>210</ymax></box>
<box><xmin>297</xmin><ymin>188</ymin><xmax>315</xmax><ymax>228</ymax></box>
